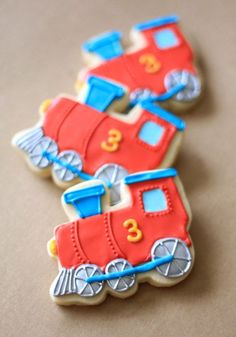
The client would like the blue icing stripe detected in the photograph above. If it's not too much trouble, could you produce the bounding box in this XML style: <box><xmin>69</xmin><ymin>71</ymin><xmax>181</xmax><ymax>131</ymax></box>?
<box><xmin>82</xmin><ymin>31</ymin><xmax>124</xmax><ymax>60</ymax></box>
<box><xmin>86</xmin><ymin>254</ymin><xmax>174</xmax><ymax>283</ymax></box>
<box><xmin>124</xmin><ymin>168</ymin><xmax>177</xmax><ymax>185</ymax></box>
<box><xmin>64</xmin><ymin>184</ymin><xmax>105</xmax><ymax>218</ymax></box>
<box><xmin>134</xmin><ymin>15</ymin><xmax>179</xmax><ymax>31</ymax></box>
<box><xmin>141</xmin><ymin>100</ymin><xmax>186</xmax><ymax>131</ymax></box>
<box><xmin>84</xmin><ymin>76</ymin><xmax>125</xmax><ymax>112</ymax></box>
<box><xmin>42</xmin><ymin>151</ymin><xmax>94</xmax><ymax>181</ymax></box>
<box><xmin>130</xmin><ymin>83</ymin><xmax>186</xmax><ymax>107</ymax></box>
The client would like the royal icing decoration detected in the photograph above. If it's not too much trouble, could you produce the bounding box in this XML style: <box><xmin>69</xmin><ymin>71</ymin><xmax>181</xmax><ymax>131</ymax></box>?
<box><xmin>123</xmin><ymin>219</ymin><xmax>143</xmax><ymax>243</ymax></box>
<box><xmin>48</xmin><ymin>168</ymin><xmax>194</xmax><ymax>305</ymax></box>
<box><xmin>12</xmin><ymin>97</ymin><xmax>185</xmax><ymax>204</ymax></box>
<box><xmin>77</xmin><ymin>15</ymin><xmax>202</xmax><ymax>112</ymax></box>
<box><xmin>100</xmin><ymin>129</ymin><xmax>123</xmax><ymax>152</ymax></box>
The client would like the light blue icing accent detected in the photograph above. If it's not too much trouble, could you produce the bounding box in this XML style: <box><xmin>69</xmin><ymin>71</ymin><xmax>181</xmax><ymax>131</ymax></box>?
<box><xmin>130</xmin><ymin>83</ymin><xmax>186</xmax><ymax>107</ymax></box>
<box><xmin>82</xmin><ymin>31</ymin><xmax>124</xmax><ymax>60</ymax></box>
<box><xmin>138</xmin><ymin>120</ymin><xmax>164</xmax><ymax>146</ymax></box>
<box><xmin>134</xmin><ymin>15</ymin><xmax>179</xmax><ymax>32</ymax></box>
<box><xmin>151</xmin><ymin>83</ymin><xmax>186</xmax><ymax>102</ymax></box>
<box><xmin>64</xmin><ymin>184</ymin><xmax>105</xmax><ymax>218</ymax></box>
<box><xmin>124</xmin><ymin>168</ymin><xmax>177</xmax><ymax>185</ymax></box>
<box><xmin>142</xmin><ymin>188</ymin><xmax>167</xmax><ymax>212</ymax></box>
<box><xmin>42</xmin><ymin>151</ymin><xmax>94</xmax><ymax>181</ymax></box>
<box><xmin>86</xmin><ymin>254</ymin><xmax>174</xmax><ymax>283</ymax></box>
<box><xmin>84</xmin><ymin>76</ymin><xmax>125</xmax><ymax>112</ymax></box>
<box><xmin>141</xmin><ymin>99</ymin><xmax>186</xmax><ymax>131</ymax></box>
<box><xmin>150</xmin><ymin>83</ymin><xmax>186</xmax><ymax>103</ymax></box>
<box><xmin>154</xmin><ymin>28</ymin><xmax>179</xmax><ymax>49</ymax></box>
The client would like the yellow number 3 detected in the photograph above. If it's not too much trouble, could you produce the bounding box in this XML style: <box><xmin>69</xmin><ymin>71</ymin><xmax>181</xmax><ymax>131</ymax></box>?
<box><xmin>139</xmin><ymin>54</ymin><xmax>161</xmax><ymax>74</ymax></box>
<box><xmin>123</xmin><ymin>219</ymin><xmax>143</xmax><ymax>243</ymax></box>
<box><xmin>101</xmin><ymin>129</ymin><xmax>122</xmax><ymax>152</ymax></box>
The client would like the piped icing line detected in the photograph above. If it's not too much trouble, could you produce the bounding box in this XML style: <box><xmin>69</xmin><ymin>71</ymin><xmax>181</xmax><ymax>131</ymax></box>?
<box><xmin>86</xmin><ymin>254</ymin><xmax>174</xmax><ymax>283</ymax></box>
<box><xmin>141</xmin><ymin>100</ymin><xmax>186</xmax><ymax>131</ymax></box>
<box><xmin>131</xmin><ymin>82</ymin><xmax>186</xmax><ymax>107</ymax></box>
<box><xmin>42</xmin><ymin>151</ymin><xmax>96</xmax><ymax>183</ymax></box>
<box><xmin>147</xmin><ymin>83</ymin><xmax>186</xmax><ymax>102</ymax></box>
<box><xmin>133</xmin><ymin>15</ymin><xmax>179</xmax><ymax>31</ymax></box>
<box><xmin>124</xmin><ymin>168</ymin><xmax>177</xmax><ymax>185</ymax></box>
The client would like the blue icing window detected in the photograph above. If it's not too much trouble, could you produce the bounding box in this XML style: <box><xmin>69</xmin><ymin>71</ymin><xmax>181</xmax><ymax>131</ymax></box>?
<box><xmin>154</xmin><ymin>29</ymin><xmax>179</xmax><ymax>49</ymax></box>
<box><xmin>138</xmin><ymin>121</ymin><xmax>164</xmax><ymax>146</ymax></box>
<box><xmin>142</xmin><ymin>189</ymin><xmax>167</xmax><ymax>213</ymax></box>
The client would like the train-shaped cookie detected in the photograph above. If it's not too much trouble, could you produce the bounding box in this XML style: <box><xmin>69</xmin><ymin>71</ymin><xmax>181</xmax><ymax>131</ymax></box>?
<box><xmin>12</xmin><ymin>97</ymin><xmax>185</xmax><ymax>204</ymax></box>
<box><xmin>48</xmin><ymin>168</ymin><xmax>194</xmax><ymax>305</ymax></box>
<box><xmin>77</xmin><ymin>15</ymin><xmax>202</xmax><ymax>113</ymax></box>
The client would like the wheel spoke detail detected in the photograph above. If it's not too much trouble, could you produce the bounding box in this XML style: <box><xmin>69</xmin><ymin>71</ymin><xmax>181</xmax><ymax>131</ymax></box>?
<box><xmin>151</xmin><ymin>238</ymin><xmax>192</xmax><ymax>278</ymax></box>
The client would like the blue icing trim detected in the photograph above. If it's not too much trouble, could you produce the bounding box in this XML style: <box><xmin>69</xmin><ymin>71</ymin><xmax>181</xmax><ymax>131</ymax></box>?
<box><xmin>154</xmin><ymin>28</ymin><xmax>179</xmax><ymax>49</ymax></box>
<box><xmin>84</xmin><ymin>76</ymin><xmax>125</xmax><ymax>112</ymax></box>
<box><xmin>152</xmin><ymin>83</ymin><xmax>186</xmax><ymax>103</ymax></box>
<box><xmin>142</xmin><ymin>188</ymin><xmax>167</xmax><ymax>212</ymax></box>
<box><xmin>134</xmin><ymin>15</ymin><xmax>179</xmax><ymax>32</ymax></box>
<box><xmin>138</xmin><ymin>120</ymin><xmax>164</xmax><ymax>146</ymax></box>
<box><xmin>42</xmin><ymin>151</ymin><xmax>94</xmax><ymax>181</ymax></box>
<box><xmin>141</xmin><ymin>99</ymin><xmax>186</xmax><ymax>131</ymax></box>
<box><xmin>82</xmin><ymin>31</ymin><xmax>124</xmax><ymax>60</ymax></box>
<box><xmin>64</xmin><ymin>184</ymin><xmax>105</xmax><ymax>218</ymax></box>
<box><xmin>86</xmin><ymin>254</ymin><xmax>174</xmax><ymax>283</ymax></box>
<box><xmin>124</xmin><ymin>168</ymin><xmax>177</xmax><ymax>185</ymax></box>
<box><xmin>130</xmin><ymin>83</ymin><xmax>186</xmax><ymax>107</ymax></box>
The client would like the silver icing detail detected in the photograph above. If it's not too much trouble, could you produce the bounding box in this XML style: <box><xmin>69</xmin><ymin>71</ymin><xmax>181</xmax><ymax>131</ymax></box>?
<box><xmin>129</xmin><ymin>88</ymin><xmax>154</xmax><ymax>104</ymax></box>
<box><xmin>105</xmin><ymin>259</ymin><xmax>136</xmax><ymax>292</ymax></box>
<box><xmin>94</xmin><ymin>164</ymin><xmax>128</xmax><ymax>205</ymax></box>
<box><xmin>151</xmin><ymin>238</ymin><xmax>192</xmax><ymax>278</ymax></box>
<box><xmin>52</xmin><ymin>265</ymin><xmax>104</xmax><ymax>297</ymax></box>
<box><xmin>53</xmin><ymin>267</ymin><xmax>76</xmax><ymax>296</ymax></box>
<box><xmin>29</xmin><ymin>137</ymin><xmax>58</xmax><ymax>169</ymax></box>
<box><xmin>14</xmin><ymin>127</ymin><xmax>44</xmax><ymax>153</ymax></box>
<box><xmin>164</xmin><ymin>70</ymin><xmax>201</xmax><ymax>101</ymax></box>
<box><xmin>52</xmin><ymin>150</ymin><xmax>83</xmax><ymax>182</ymax></box>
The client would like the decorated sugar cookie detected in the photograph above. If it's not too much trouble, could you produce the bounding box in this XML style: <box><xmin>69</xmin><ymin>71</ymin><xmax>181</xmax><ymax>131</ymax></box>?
<box><xmin>48</xmin><ymin>168</ymin><xmax>194</xmax><ymax>306</ymax></box>
<box><xmin>12</xmin><ymin>97</ymin><xmax>185</xmax><ymax>204</ymax></box>
<box><xmin>77</xmin><ymin>15</ymin><xmax>203</xmax><ymax>114</ymax></box>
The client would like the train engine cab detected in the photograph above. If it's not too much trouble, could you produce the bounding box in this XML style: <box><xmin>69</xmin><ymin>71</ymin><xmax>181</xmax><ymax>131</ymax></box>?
<box><xmin>48</xmin><ymin>168</ymin><xmax>194</xmax><ymax>305</ymax></box>
<box><xmin>77</xmin><ymin>15</ymin><xmax>202</xmax><ymax>113</ymax></box>
<box><xmin>13</xmin><ymin>97</ymin><xmax>186</xmax><ymax>204</ymax></box>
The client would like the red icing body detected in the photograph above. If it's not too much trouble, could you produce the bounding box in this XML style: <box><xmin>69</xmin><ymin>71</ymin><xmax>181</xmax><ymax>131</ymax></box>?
<box><xmin>55</xmin><ymin>176</ymin><xmax>191</xmax><ymax>270</ymax></box>
<box><xmin>81</xmin><ymin>23</ymin><xmax>196</xmax><ymax>96</ymax></box>
<box><xmin>43</xmin><ymin>97</ymin><xmax>180</xmax><ymax>175</ymax></box>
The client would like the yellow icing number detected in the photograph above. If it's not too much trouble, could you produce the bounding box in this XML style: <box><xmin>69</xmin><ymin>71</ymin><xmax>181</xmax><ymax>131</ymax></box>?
<box><xmin>139</xmin><ymin>54</ymin><xmax>161</xmax><ymax>74</ymax></box>
<box><xmin>101</xmin><ymin>129</ymin><xmax>122</xmax><ymax>152</ymax></box>
<box><xmin>123</xmin><ymin>219</ymin><xmax>143</xmax><ymax>243</ymax></box>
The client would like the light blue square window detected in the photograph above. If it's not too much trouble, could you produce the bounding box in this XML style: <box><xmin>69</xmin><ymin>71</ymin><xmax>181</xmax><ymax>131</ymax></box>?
<box><xmin>138</xmin><ymin>121</ymin><xmax>164</xmax><ymax>146</ymax></box>
<box><xmin>154</xmin><ymin>28</ymin><xmax>179</xmax><ymax>49</ymax></box>
<box><xmin>142</xmin><ymin>188</ymin><xmax>167</xmax><ymax>213</ymax></box>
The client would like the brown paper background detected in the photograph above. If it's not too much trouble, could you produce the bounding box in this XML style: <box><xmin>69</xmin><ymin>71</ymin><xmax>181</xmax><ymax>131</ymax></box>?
<box><xmin>1</xmin><ymin>0</ymin><xmax>236</xmax><ymax>336</ymax></box>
